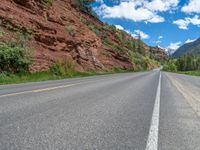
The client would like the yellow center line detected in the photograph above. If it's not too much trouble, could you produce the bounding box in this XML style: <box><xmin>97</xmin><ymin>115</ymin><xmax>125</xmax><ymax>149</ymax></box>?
<box><xmin>32</xmin><ymin>84</ymin><xmax>77</xmax><ymax>92</ymax></box>
<box><xmin>0</xmin><ymin>83</ymin><xmax>81</xmax><ymax>98</ymax></box>
<box><xmin>0</xmin><ymin>77</ymin><xmax>110</xmax><ymax>98</ymax></box>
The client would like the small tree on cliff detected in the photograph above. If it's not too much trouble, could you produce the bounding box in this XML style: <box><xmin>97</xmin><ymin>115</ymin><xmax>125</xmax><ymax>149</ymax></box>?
<box><xmin>75</xmin><ymin>0</ymin><xmax>95</xmax><ymax>13</ymax></box>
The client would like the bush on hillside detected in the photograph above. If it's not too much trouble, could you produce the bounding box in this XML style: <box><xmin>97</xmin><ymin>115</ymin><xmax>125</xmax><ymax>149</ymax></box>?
<box><xmin>74</xmin><ymin>0</ymin><xmax>95</xmax><ymax>13</ymax></box>
<box><xmin>66</xmin><ymin>25</ymin><xmax>76</xmax><ymax>36</ymax></box>
<box><xmin>89</xmin><ymin>25</ymin><xmax>101</xmax><ymax>36</ymax></box>
<box><xmin>163</xmin><ymin>63</ymin><xmax>177</xmax><ymax>72</ymax></box>
<box><xmin>0</xmin><ymin>41</ymin><xmax>32</xmax><ymax>73</ymax></box>
<box><xmin>50</xmin><ymin>60</ymin><xmax>76</xmax><ymax>77</ymax></box>
<box><xmin>42</xmin><ymin>0</ymin><xmax>54</xmax><ymax>7</ymax></box>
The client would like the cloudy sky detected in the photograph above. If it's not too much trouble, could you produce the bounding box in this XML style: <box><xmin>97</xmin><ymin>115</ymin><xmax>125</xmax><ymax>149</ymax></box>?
<box><xmin>93</xmin><ymin>0</ymin><xmax>200</xmax><ymax>51</ymax></box>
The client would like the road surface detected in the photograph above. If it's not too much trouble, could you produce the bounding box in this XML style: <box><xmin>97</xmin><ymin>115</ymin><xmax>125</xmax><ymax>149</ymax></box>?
<box><xmin>0</xmin><ymin>71</ymin><xmax>200</xmax><ymax>150</ymax></box>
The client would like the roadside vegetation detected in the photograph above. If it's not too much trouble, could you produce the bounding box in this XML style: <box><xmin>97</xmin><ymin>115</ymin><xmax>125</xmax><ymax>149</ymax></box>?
<box><xmin>163</xmin><ymin>55</ymin><xmax>200</xmax><ymax>76</ymax></box>
<box><xmin>0</xmin><ymin>65</ymin><xmax>131</xmax><ymax>85</ymax></box>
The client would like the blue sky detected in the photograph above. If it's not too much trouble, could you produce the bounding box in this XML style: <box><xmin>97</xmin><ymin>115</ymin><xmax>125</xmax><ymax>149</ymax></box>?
<box><xmin>92</xmin><ymin>0</ymin><xmax>200</xmax><ymax>51</ymax></box>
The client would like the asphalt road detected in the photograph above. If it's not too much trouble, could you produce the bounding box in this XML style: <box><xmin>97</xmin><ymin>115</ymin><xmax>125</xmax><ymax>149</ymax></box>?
<box><xmin>0</xmin><ymin>71</ymin><xmax>200</xmax><ymax>150</ymax></box>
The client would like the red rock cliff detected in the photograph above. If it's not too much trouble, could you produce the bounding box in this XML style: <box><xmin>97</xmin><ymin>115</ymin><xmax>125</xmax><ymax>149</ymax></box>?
<box><xmin>0</xmin><ymin>0</ymin><xmax>167</xmax><ymax>72</ymax></box>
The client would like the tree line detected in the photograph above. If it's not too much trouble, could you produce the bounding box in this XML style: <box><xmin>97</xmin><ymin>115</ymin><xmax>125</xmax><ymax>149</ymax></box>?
<box><xmin>163</xmin><ymin>55</ymin><xmax>200</xmax><ymax>72</ymax></box>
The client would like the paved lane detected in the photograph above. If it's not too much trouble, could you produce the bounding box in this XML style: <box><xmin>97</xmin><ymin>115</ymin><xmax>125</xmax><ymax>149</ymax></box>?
<box><xmin>0</xmin><ymin>71</ymin><xmax>200</xmax><ymax>150</ymax></box>
<box><xmin>0</xmin><ymin>71</ymin><xmax>159</xmax><ymax>150</ymax></box>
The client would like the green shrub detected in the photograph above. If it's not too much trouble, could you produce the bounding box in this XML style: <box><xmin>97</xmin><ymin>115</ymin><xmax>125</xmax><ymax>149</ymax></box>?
<box><xmin>15</xmin><ymin>30</ymin><xmax>32</xmax><ymax>46</ymax></box>
<box><xmin>127</xmin><ymin>40</ymin><xmax>136</xmax><ymax>52</ymax></box>
<box><xmin>162</xmin><ymin>59</ymin><xmax>177</xmax><ymax>72</ymax></box>
<box><xmin>111</xmin><ymin>67</ymin><xmax>128</xmax><ymax>73</ymax></box>
<box><xmin>102</xmin><ymin>37</ymin><xmax>125</xmax><ymax>52</ymax></box>
<box><xmin>50</xmin><ymin>60</ymin><xmax>76</xmax><ymax>77</ymax></box>
<box><xmin>89</xmin><ymin>25</ymin><xmax>101</xmax><ymax>36</ymax></box>
<box><xmin>128</xmin><ymin>51</ymin><xmax>159</xmax><ymax>71</ymax></box>
<box><xmin>117</xmin><ymin>31</ymin><xmax>126</xmax><ymax>44</ymax></box>
<box><xmin>74</xmin><ymin>0</ymin><xmax>95</xmax><ymax>13</ymax></box>
<box><xmin>66</xmin><ymin>25</ymin><xmax>76</xmax><ymax>36</ymax></box>
<box><xmin>80</xmin><ymin>16</ymin><xmax>87</xmax><ymax>24</ymax></box>
<box><xmin>50</xmin><ymin>62</ymin><xmax>65</xmax><ymax>76</ymax></box>
<box><xmin>0</xmin><ymin>42</ymin><xmax>32</xmax><ymax>73</ymax></box>
<box><xmin>103</xmin><ymin>25</ymin><xmax>117</xmax><ymax>32</ymax></box>
<box><xmin>114</xmin><ymin>44</ymin><xmax>124</xmax><ymax>52</ymax></box>
<box><xmin>102</xmin><ymin>37</ymin><xmax>112</xmax><ymax>46</ymax></box>
<box><xmin>0</xmin><ymin>28</ymin><xmax>5</xmax><ymax>37</ymax></box>
<box><xmin>163</xmin><ymin>63</ymin><xmax>177</xmax><ymax>72</ymax></box>
<box><xmin>42</xmin><ymin>0</ymin><xmax>54</xmax><ymax>7</ymax></box>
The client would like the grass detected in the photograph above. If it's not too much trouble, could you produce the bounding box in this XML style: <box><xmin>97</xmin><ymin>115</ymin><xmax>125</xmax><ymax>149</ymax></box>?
<box><xmin>0</xmin><ymin>71</ymin><xmax>97</xmax><ymax>85</ymax></box>
<box><xmin>177</xmin><ymin>71</ymin><xmax>200</xmax><ymax>77</ymax></box>
<box><xmin>162</xmin><ymin>69</ymin><xmax>200</xmax><ymax>77</ymax></box>
<box><xmin>0</xmin><ymin>67</ymin><xmax>134</xmax><ymax>85</ymax></box>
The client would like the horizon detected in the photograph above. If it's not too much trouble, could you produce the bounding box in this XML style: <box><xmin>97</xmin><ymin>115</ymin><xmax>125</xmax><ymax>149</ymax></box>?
<box><xmin>92</xmin><ymin>0</ymin><xmax>200</xmax><ymax>51</ymax></box>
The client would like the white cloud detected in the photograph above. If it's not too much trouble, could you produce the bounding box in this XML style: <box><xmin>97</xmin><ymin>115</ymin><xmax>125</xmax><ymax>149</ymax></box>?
<box><xmin>96</xmin><ymin>2</ymin><xmax>162</xmax><ymax>23</ymax></box>
<box><xmin>132</xmin><ymin>30</ymin><xmax>150</xmax><ymax>39</ymax></box>
<box><xmin>167</xmin><ymin>41</ymin><xmax>182</xmax><ymax>50</ymax></box>
<box><xmin>173</xmin><ymin>19</ymin><xmax>190</xmax><ymax>29</ymax></box>
<box><xmin>158</xmin><ymin>36</ymin><xmax>163</xmax><ymax>39</ymax></box>
<box><xmin>185</xmin><ymin>38</ymin><xmax>196</xmax><ymax>43</ymax></box>
<box><xmin>144</xmin><ymin>0</ymin><xmax>179</xmax><ymax>12</ymax></box>
<box><xmin>182</xmin><ymin>0</ymin><xmax>200</xmax><ymax>13</ymax></box>
<box><xmin>173</xmin><ymin>15</ymin><xmax>200</xmax><ymax>29</ymax></box>
<box><xmin>95</xmin><ymin>0</ymin><xmax>179</xmax><ymax>23</ymax></box>
<box><xmin>115</xmin><ymin>25</ymin><xmax>124</xmax><ymax>30</ymax></box>
<box><xmin>147</xmin><ymin>15</ymin><xmax>165</xmax><ymax>23</ymax></box>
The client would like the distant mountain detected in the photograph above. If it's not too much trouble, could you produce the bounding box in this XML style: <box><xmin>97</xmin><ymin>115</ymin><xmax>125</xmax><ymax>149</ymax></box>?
<box><xmin>173</xmin><ymin>38</ymin><xmax>200</xmax><ymax>57</ymax></box>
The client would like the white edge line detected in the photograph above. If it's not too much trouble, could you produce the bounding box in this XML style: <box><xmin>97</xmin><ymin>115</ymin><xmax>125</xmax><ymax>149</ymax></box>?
<box><xmin>145</xmin><ymin>72</ymin><xmax>161</xmax><ymax>150</ymax></box>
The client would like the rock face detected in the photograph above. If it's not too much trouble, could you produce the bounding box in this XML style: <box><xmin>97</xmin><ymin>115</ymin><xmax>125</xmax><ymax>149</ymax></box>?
<box><xmin>149</xmin><ymin>46</ymin><xmax>168</xmax><ymax>61</ymax></box>
<box><xmin>0</xmin><ymin>0</ymin><xmax>167</xmax><ymax>72</ymax></box>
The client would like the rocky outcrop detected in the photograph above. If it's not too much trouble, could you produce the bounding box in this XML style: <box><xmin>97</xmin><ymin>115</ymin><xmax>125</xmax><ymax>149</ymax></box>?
<box><xmin>149</xmin><ymin>46</ymin><xmax>168</xmax><ymax>61</ymax></box>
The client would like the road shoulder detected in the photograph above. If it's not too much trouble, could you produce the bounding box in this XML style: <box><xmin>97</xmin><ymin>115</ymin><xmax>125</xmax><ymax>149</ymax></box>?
<box><xmin>165</xmin><ymin>72</ymin><xmax>200</xmax><ymax>116</ymax></box>
<box><xmin>159</xmin><ymin>73</ymin><xmax>200</xmax><ymax>150</ymax></box>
